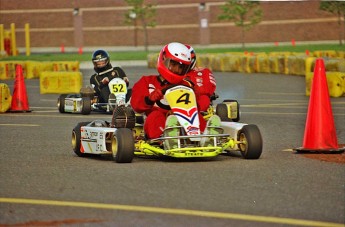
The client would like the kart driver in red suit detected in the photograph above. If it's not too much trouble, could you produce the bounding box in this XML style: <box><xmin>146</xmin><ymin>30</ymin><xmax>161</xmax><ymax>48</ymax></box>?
<box><xmin>130</xmin><ymin>42</ymin><xmax>209</xmax><ymax>139</ymax></box>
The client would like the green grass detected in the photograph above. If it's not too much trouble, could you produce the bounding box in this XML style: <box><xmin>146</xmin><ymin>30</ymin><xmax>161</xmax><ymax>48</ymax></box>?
<box><xmin>196</xmin><ymin>44</ymin><xmax>343</xmax><ymax>54</ymax></box>
<box><xmin>0</xmin><ymin>43</ymin><xmax>342</xmax><ymax>61</ymax></box>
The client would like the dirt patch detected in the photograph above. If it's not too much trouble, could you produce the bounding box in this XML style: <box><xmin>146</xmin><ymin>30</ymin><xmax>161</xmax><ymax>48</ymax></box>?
<box><xmin>302</xmin><ymin>152</ymin><xmax>345</xmax><ymax>164</ymax></box>
<box><xmin>298</xmin><ymin>144</ymin><xmax>345</xmax><ymax>164</ymax></box>
<box><xmin>0</xmin><ymin>219</ymin><xmax>103</xmax><ymax>226</ymax></box>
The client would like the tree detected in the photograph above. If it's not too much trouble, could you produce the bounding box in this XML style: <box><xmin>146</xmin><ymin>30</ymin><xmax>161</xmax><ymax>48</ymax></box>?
<box><xmin>218</xmin><ymin>0</ymin><xmax>262</xmax><ymax>49</ymax></box>
<box><xmin>124</xmin><ymin>0</ymin><xmax>156</xmax><ymax>51</ymax></box>
<box><xmin>320</xmin><ymin>1</ymin><xmax>345</xmax><ymax>45</ymax></box>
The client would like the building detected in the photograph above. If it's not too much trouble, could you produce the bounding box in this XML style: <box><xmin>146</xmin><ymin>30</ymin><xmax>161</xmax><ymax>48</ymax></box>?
<box><xmin>0</xmin><ymin>0</ymin><xmax>341</xmax><ymax>49</ymax></box>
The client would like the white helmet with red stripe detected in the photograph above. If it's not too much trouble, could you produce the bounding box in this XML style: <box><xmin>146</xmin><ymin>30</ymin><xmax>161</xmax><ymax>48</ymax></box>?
<box><xmin>185</xmin><ymin>44</ymin><xmax>196</xmax><ymax>70</ymax></box>
<box><xmin>157</xmin><ymin>42</ymin><xmax>192</xmax><ymax>84</ymax></box>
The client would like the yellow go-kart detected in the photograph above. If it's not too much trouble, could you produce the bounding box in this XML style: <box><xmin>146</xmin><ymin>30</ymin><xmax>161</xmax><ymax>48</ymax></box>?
<box><xmin>71</xmin><ymin>85</ymin><xmax>262</xmax><ymax>163</ymax></box>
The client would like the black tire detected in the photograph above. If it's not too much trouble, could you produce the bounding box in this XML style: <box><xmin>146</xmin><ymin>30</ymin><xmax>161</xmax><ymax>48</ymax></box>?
<box><xmin>81</xmin><ymin>97</ymin><xmax>91</xmax><ymax>115</ymax></box>
<box><xmin>216</xmin><ymin>100</ymin><xmax>240</xmax><ymax>122</ymax></box>
<box><xmin>216</xmin><ymin>103</ymin><xmax>230</xmax><ymax>122</ymax></box>
<box><xmin>111</xmin><ymin>128</ymin><xmax>134</xmax><ymax>163</ymax></box>
<box><xmin>238</xmin><ymin>124</ymin><xmax>263</xmax><ymax>159</ymax></box>
<box><xmin>57</xmin><ymin>94</ymin><xmax>67</xmax><ymax>113</ymax></box>
<box><xmin>72</xmin><ymin>122</ymin><xmax>91</xmax><ymax>157</ymax></box>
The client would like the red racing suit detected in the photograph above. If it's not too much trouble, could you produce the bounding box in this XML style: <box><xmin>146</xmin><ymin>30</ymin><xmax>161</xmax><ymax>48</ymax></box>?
<box><xmin>130</xmin><ymin>75</ymin><xmax>208</xmax><ymax>139</ymax></box>
<box><xmin>186</xmin><ymin>67</ymin><xmax>216</xmax><ymax>111</ymax></box>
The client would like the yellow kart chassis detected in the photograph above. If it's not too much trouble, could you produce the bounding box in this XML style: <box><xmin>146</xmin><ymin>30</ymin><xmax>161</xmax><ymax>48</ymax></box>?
<box><xmin>134</xmin><ymin>135</ymin><xmax>236</xmax><ymax>158</ymax></box>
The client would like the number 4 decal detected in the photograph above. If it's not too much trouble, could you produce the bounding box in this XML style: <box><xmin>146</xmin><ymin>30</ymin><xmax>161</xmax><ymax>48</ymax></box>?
<box><xmin>176</xmin><ymin>93</ymin><xmax>191</xmax><ymax>104</ymax></box>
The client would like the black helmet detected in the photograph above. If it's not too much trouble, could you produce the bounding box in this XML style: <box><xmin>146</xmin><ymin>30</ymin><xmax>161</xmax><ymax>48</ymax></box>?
<box><xmin>92</xmin><ymin>50</ymin><xmax>111</xmax><ymax>72</ymax></box>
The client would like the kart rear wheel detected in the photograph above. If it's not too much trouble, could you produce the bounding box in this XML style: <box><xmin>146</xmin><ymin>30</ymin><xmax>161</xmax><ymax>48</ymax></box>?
<box><xmin>238</xmin><ymin>124</ymin><xmax>262</xmax><ymax>159</ymax></box>
<box><xmin>81</xmin><ymin>97</ymin><xmax>91</xmax><ymax>115</ymax></box>
<box><xmin>57</xmin><ymin>94</ymin><xmax>67</xmax><ymax>113</ymax></box>
<box><xmin>72</xmin><ymin>122</ymin><xmax>91</xmax><ymax>157</ymax></box>
<box><xmin>216</xmin><ymin>103</ymin><xmax>229</xmax><ymax>121</ymax></box>
<box><xmin>111</xmin><ymin>128</ymin><xmax>134</xmax><ymax>163</ymax></box>
<box><xmin>216</xmin><ymin>100</ymin><xmax>240</xmax><ymax>122</ymax></box>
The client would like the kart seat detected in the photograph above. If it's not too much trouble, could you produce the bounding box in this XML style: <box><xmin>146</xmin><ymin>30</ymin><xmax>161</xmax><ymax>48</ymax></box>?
<box><xmin>111</xmin><ymin>106</ymin><xmax>136</xmax><ymax>129</ymax></box>
<box><xmin>91</xmin><ymin>120</ymin><xmax>108</xmax><ymax>127</ymax></box>
<box><xmin>80</xmin><ymin>86</ymin><xmax>95</xmax><ymax>99</ymax></box>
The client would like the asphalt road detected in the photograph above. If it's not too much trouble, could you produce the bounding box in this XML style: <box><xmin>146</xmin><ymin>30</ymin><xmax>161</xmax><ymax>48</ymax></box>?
<box><xmin>0</xmin><ymin>66</ymin><xmax>344</xmax><ymax>227</ymax></box>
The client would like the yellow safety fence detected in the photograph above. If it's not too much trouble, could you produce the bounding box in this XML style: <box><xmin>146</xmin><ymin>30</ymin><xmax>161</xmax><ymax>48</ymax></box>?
<box><xmin>0</xmin><ymin>61</ymin><xmax>80</xmax><ymax>80</ymax></box>
<box><xmin>40</xmin><ymin>71</ymin><xmax>82</xmax><ymax>94</ymax></box>
<box><xmin>0</xmin><ymin>83</ymin><xmax>12</xmax><ymax>113</ymax></box>
<box><xmin>306</xmin><ymin>71</ymin><xmax>345</xmax><ymax>98</ymax></box>
<box><xmin>0</xmin><ymin>61</ymin><xmax>26</xmax><ymax>80</ymax></box>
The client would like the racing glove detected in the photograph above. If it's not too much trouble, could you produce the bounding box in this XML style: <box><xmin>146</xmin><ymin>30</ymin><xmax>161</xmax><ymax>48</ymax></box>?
<box><xmin>101</xmin><ymin>77</ymin><xmax>109</xmax><ymax>84</ymax></box>
<box><xmin>149</xmin><ymin>89</ymin><xmax>163</xmax><ymax>102</ymax></box>
<box><xmin>145</xmin><ymin>89</ymin><xmax>163</xmax><ymax>105</ymax></box>
<box><xmin>122</xmin><ymin>76</ymin><xmax>130</xmax><ymax>87</ymax></box>
<box><xmin>123</xmin><ymin>76</ymin><xmax>129</xmax><ymax>84</ymax></box>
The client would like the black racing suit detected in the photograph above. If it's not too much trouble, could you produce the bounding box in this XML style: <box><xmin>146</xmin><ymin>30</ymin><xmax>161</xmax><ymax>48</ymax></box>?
<box><xmin>90</xmin><ymin>64</ymin><xmax>130</xmax><ymax>103</ymax></box>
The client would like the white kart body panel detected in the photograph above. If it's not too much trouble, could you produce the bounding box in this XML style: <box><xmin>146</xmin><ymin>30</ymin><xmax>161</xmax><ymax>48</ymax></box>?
<box><xmin>64</xmin><ymin>97</ymin><xmax>83</xmax><ymax>113</ymax></box>
<box><xmin>221</xmin><ymin>121</ymin><xmax>247</xmax><ymax>151</ymax></box>
<box><xmin>108</xmin><ymin>77</ymin><xmax>127</xmax><ymax>106</ymax></box>
<box><xmin>80</xmin><ymin>126</ymin><xmax>116</xmax><ymax>154</ymax></box>
<box><xmin>164</xmin><ymin>85</ymin><xmax>201</xmax><ymax>141</ymax></box>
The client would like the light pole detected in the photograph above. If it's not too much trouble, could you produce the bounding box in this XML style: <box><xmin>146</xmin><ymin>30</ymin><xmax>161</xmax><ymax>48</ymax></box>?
<box><xmin>73</xmin><ymin>7</ymin><xmax>84</xmax><ymax>50</ymax></box>
<box><xmin>129</xmin><ymin>11</ymin><xmax>137</xmax><ymax>47</ymax></box>
<box><xmin>199</xmin><ymin>2</ymin><xmax>209</xmax><ymax>45</ymax></box>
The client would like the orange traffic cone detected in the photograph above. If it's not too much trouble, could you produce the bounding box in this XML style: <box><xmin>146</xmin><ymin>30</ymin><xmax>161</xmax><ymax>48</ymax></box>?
<box><xmin>60</xmin><ymin>44</ymin><xmax>65</xmax><ymax>53</ymax></box>
<box><xmin>295</xmin><ymin>59</ymin><xmax>344</xmax><ymax>153</ymax></box>
<box><xmin>9</xmin><ymin>64</ymin><xmax>31</xmax><ymax>112</ymax></box>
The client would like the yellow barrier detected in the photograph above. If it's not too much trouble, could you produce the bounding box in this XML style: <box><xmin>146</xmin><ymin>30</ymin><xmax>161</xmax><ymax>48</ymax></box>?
<box><xmin>147</xmin><ymin>53</ymin><xmax>158</xmax><ymax>68</ymax></box>
<box><xmin>256</xmin><ymin>54</ymin><xmax>270</xmax><ymax>73</ymax></box>
<box><xmin>222</xmin><ymin>54</ymin><xmax>242</xmax><ymax>72</ymax></box>
<box><xmin>0</xmin><ymin>83</ymin><xmax>12</xmax><ymax>112</ymax></box>
<box><xmin>198</xmin><ymin>54</ymin><xmax>216</xmax><ymax>70</ymax></box>
<box><xmin>306</xmin><ymin>71</ymin><xmax>345</xmax><ymax>97</ymax></box>
<box><xmin>247</xmin><ymin>55</ymin><xmax>257</xmax><ymax>73</ymax></box>
<box><xmin>0</xmin><ymin>61</ymin><xmax>26</xmax><ymax>80</ymax></box>
<box><xmin>51</xmin><ymin>61</ymin><xmax>80</xmax><ymax>71</ymax></box>
<box><xmin>268</xmin><ymin>55</ymin><xmax>285</xmax><ymax>74</ymax></box>
<box><xmin>0</xmin><ymin>61</ymin><xmax>80</xmax><ymax>80</ymax></box>
<box><xmin>211</xmin><ymin>54</ymin><xmax>225</xmax><ymax>72</ymax></box>
<box><xmin>286</xmin><ymin>55</ymin><xmax>307</xmax><ymax>76</ymax></box>
<box><xmin>240</xmin><ymin>55</ymin><xmax>251</xmax><ymax>73</ymax></box>
<box><xmin>26</xmin><ymin>61</ymin><xmax>52</xmax><ymax>79</ymax></box>
<box><xmin>336</xmin><ymin>51</ymin><xmax>345</xmax><ymax>59</ymax></box>
<box><xmin>325</xmin><ymin>58</ymin><xmax>345</xmax><ymax>72</ymax></box>
<box><xmin>313</xmin><ymin>50</ymin><xmax>337</xmax><ymax>58</ymax></box>
<box><xmin>40</xmin><ymin>71</ymin><xmax>82</xmax><ymax>94</ymax></box>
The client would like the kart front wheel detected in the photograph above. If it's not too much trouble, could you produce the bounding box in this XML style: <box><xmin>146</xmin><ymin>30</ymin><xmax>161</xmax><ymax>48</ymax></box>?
<box><xmin>112</xmin><ymin>128</ymin><xmax>134</xmax><ymax>163</ymax></box>
<box><xmin>81</xmin><ymin>97</ymin><xmax>91</xmax><ymax>115</ymax></box>
<box><xmin>72</xmin><ymin>122</ymin><xmax>91</xmax><ymax>157</ymax></box>
<box><xmin>238</xmin><ymin>124</ymin><xmax>262</xmax><ymax>159</ymax></box>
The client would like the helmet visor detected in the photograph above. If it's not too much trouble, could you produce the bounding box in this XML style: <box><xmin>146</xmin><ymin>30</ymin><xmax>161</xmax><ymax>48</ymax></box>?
<box><xmin>94</xmin><ymin>60</ymin><xmax>107</xmax><ymax>68</ymax></box>
<box><xmin>164</xmin><ymin>58</ymin><xmax>191</xmax><ymax>76</ymax></box>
